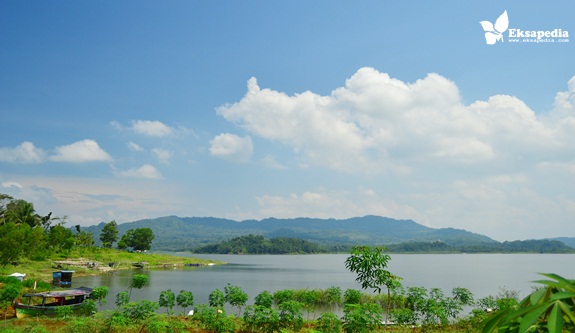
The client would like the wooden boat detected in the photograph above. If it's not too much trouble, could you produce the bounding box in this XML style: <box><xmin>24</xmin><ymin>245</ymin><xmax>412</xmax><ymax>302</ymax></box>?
<box><xmin>13</xmin><ymin>286</ymin><xmax>93</xmax><ymax>318</ymax></box>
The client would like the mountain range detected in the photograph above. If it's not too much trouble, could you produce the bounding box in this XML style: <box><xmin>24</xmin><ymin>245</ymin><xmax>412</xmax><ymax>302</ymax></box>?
<box><xmin>84</xmin><ymin>215</ymin><xmax>502</xmax><ymax>251</ymax></box>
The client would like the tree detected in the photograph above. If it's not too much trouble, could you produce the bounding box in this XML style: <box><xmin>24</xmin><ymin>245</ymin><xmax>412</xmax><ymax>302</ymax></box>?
<box><xmin>118</xmin><ymin>228</ymin><xmax>154</xmax><ymax>252</ymax></box>
<box><xmin>100</xmin><ymin>220</ymin><xmax>119</xmax><ymax>248</ymax></box>
<box><xmin>159</xmin><ymin>289</ymin><xmax>176</xmax><ymax>316</ymax></box>
<box><xmin>129</xmin><ymin>274</ymin><xmax>148</xmax><ymax>300</ymax></box>
<box><xmin>209</xmin><ymin>289</ymin><xmax>225</xmax><ymax>309</ymax></box>
<box><xmin>224</xmin><ymin>283</ymin><xmax>248</xmax><ymax>314</ymax></box>
<box><xmin>345</xmin><ymin>246</ymin><xmax>402</xmax><ymax>327</ymax></box>
<box><xmin>176</xmin><ymin>290</ymin><xmax>194</xmax><ymax>315</ymax></box>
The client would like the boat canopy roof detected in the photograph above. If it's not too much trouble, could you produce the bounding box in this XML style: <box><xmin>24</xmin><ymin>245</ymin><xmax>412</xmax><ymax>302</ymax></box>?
<box><xmin>22</xmin><ymin>286</ymin><xmax>92</xmax><ymax>298</ymax></box>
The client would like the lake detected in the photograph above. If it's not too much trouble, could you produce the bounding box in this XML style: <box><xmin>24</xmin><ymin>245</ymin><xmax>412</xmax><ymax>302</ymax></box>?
<box><xmin>74</xmin><ymin>253</ymin><xmax>575</xmax><ymax>311</ymax></box>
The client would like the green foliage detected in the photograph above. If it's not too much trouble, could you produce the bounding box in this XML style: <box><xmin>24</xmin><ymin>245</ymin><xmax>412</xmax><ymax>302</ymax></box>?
<box><xmin>159</xmin><ymin>289</ymin><xmax>176</xmax><ymax>315</ymax></box>
<box><xmin>100</xmin><ymin>220</ymin><xmax>119</xmax><ymax>248</ymax></box>
<box><xmin>325</xmin><ymin>286</ymin><xmax>343</xmax><ymax>305</ymax></box>
<box><xmin>118</xmin><ymin>228</ymin><xmax>155</xmax><ymax>252</ymax></box>
<box><xmin>0</xmin><ymin>282</ymin><xmax>22</xmax><ymax>318</ymax></box>
<box><xmin>243</xmin><ymin>305</ymin><xmax>280</xmax><ymax>333</ymax></box>
<box><xmin>481</xmin><ymin>273</ymin><xmax>575</xmax><ymax>333</ymax></box>
<box><xmin>194</xmin><ymin>304</ymin><xmax>236</xmax><ymax>333</ymax></box>
<box><xmin>224</xmin><ymin>283</ymin><xmax>248</xmax><ymax>314</ymax></box>
<box><xmin>345</xmin><ymin>245</ymin><xmax>400</xmax><ymax>294</ymax></box>
<box><xmin>115</xmin><ymin>291</ymin><xmax>130</xmax><ymax>308</ymax></box>
<box><xmin>273</xmin><ymin>289</ymin><xmax>295</xmax><ymax>305</ymax></box>
<box><xmin>129</xmin><ymin>273</ymin><xmax>148</xmax><ymax>300</ymax></box>
<box><xmin>394</xmin><ymin>286</ymin><xmax>475</xmax><ymax>327</ymax></box>
<box><xmin>176</xmin><ymin>290</ymin><xmax>194</xmax><ymax>314</ymax></box>
<box><xmin>254</xmin><ymin>290</ymin><xmax>274</xmax><ymax>308</ymax></box>
<box><xmin>209</xmin><ymin>289</ymin><xmax>225</xmax><ymax>308</ymax></box>
<box><xmin>63</xmin><ymin>317</ymin><xmax>103</xmax><ymax>333</ymax></box>
<box><xmin>278</xmin><ymin>300</ymin><xmax>304</xmax><ymax>331</ymax></box>
<box><xmin>120</xmin><ymin>299</ymin><xmax>159</xmax><ymax>321</ymax></box>
<box><xmin>295</xmin><ymin>289</ymin><xmax>320</xmax><ymax>319</ymax></box>
<box><xmin>316</xmin><ymin>312</ymin><xmax>341</xmax><ymax>333</ymax></box>
<box><xmin>342</xmin><ymin>303</ymin><xmax>383</xmax><ymax>333</ymax></box>
<box><xmin>344</xmin><ymin>288</ymin><xmax>362</xmax><ymax>305</ymax></box>
<box><xmin>55</xmin><ymin>304</ymin><xmax>74</xmax><ymax>319</ymax></box>
<box><xmin>193</xmin><ymin>234</ymin><xmax>327</xmax><ymax>254</ymax></box>
<box><xmin>91</xmin><ymin>286</ymin><xmax>109</xmax><ymax>308</ymax></box>
<box><xmin>78</xmin><ymin>299</ymin><xmax>97</xmax><ymax>316</ymax></box>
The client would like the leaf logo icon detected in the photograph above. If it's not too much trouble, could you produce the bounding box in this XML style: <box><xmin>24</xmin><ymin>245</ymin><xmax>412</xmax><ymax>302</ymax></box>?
<box><xmin>480</xmin><ymin>10</ymin><xmax>509</xmax><ymax>45</ymax></box>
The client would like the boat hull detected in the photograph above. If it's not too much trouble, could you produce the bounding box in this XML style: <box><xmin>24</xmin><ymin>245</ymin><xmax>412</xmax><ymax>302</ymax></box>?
<box><xmin>14</xmin><ymin>303</ymin><xmax>83</xmax><ymax>318</ymax></box>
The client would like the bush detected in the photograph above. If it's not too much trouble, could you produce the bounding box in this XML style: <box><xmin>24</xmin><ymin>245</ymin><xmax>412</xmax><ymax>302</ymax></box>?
<box><xmin>243</xmin><ymin>305</ymin><xmax>280</xmax><ymax>333</ymax></box>
<box><xmin>278</xmin><ymin>300</ymin><xmax>304</xmax><ymax>331</ymax></box>
<box><xmin>254</xmin><ymin>290</ymin><xmax>273</xmax><ymax>308</ymax></box>
<box><xmin>194</xmin><ymin>304</ymin><xmax>236</xmax><ymax>333</ymax></box>
<box><xmin>120</xmin><ymin>300</ymin><xmax>159</xmax><ymax>321</ymax></box>
<box><xmin>342</xmin><ymin>303</ymin><xmax>383</xmax><ymax>333</ymax></box>
<box><xmin>273</xmin><ymin>289</ymin><xmax>294</xmax><ymax>305</ymax></box>
<box><xmin>343</xmin><ymin>289</ymin><xmax>362</xmax><ymax>305</ymax></box>
<box><xmin>316</xmin><ymin>312</ymin><xmax>341</xmax><ymax>333</ymax></box>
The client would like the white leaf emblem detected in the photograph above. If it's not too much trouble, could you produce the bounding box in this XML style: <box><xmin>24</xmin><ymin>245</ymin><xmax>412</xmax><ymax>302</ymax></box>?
<box><xmin>480</xmin><ymin>10</ymin><xmax>508</xmax><ymax>45</ymax></box>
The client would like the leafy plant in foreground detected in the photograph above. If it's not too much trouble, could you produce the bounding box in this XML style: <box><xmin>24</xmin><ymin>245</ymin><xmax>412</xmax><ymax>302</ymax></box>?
<box><xmin>481</xmin><ymin>273</ymin><xmax>575</xmax><ymax>333</ymax></box>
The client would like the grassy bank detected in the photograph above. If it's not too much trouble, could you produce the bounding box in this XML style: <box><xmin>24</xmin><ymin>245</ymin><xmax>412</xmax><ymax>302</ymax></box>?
<box><xmin>0</xmin><ymin>247</ymin><xmax>219</xmax><ymax>283</ymax></box>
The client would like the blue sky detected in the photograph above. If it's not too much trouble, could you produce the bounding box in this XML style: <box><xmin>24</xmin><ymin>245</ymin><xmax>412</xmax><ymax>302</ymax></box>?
<box><xmin>1</xmin><ymin>1</ymin><xmax>574</xmax><ymax>241</ymax></box>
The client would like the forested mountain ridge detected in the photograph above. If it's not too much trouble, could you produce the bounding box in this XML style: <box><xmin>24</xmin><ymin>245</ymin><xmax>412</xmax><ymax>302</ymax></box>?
<box><xmin>84</xmin><ymin>215</ymin><xmax>497</xmax><ymax>251</ymax></box>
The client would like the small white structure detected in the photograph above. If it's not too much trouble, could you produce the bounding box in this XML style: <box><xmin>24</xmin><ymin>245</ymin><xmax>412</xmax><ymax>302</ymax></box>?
<box><xmin>8</xmin><ymin>272</ymin><xmax>26</xmax><ymax>281</ymax></box>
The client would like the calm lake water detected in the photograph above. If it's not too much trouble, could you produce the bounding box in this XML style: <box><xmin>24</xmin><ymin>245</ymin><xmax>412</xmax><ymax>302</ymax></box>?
<box><xmin>74</xmin><ymin>253</ymin><xmax>575</xmax><ymax>312</ymax></box>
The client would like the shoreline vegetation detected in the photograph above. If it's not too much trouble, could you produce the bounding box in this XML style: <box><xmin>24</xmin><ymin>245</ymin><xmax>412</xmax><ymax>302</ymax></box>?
<box><xmin>191</xmin><ymin>234</ymin><xmax>575</xmax><ymax>255</ymax></box>
<box><xmin>0</xmin><ymin>247</ymin><xmax>219</xmax><ymax>283</ymax></box>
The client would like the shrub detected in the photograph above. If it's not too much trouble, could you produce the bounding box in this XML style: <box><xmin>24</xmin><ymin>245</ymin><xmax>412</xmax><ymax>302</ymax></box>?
<box><xmin>209</xmin><ymin>289</ymin><xmax>225</xmax><ymax>308</ymax></box>
<box><xmin>278</xmin><ymin>300</ymin><xmax>304</xmax><ymax>331</ymax></box>
<box><xmin>342</xmin><ymin>303</ymin><xmax>382</xmax><ymax>333</ymax></box>
<box><xmin>254</xmin><ymin>290</ymin><xmax>273</xmax><ymax>308</ymax></box>
<box><xmin>316</xmin><ymin>312</ymin><xmax>341</xmax><ymax>333</ymax></box>
<box><xmin>273</xmin><ymin>289</ymin><xmax>294</xmax><ymax>305</ymax></box>
<box><xmin>159</xmin><ymin>289</ymin><xmax>176</xmax><ymax>315</ymax></box>
<box><xmin>343</xmin><ymin>289</ymin><xmax>362</xmax><ymax>305</ymax></box>
<box><xmin>243</xmin><ymin>305</ymin><xmax>280</xmax><ymax>333</ymax></box>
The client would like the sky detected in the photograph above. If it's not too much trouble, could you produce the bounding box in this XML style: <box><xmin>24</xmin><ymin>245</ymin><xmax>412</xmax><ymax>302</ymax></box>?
<box><xmin>1</xmin><ymin>1</ymin><xmax>574</xmax><ymax>242</ymax></box>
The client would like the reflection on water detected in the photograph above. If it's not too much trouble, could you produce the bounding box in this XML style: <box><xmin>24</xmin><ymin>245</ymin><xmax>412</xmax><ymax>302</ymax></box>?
<box><xmin>74</xmin><ymin>253</ymin><xmax>575</xmax><ymax>313</ymax></box>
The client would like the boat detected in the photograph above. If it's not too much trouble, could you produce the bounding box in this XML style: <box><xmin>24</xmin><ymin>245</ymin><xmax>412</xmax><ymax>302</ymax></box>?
<box><xmin>12</xmin><ymin>286</ymin><xmax>93</xmax><ymax>318</ymax></box>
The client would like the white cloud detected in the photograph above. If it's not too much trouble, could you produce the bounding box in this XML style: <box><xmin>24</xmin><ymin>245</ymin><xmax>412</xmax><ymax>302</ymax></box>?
<box><xmin>0</xmin><ymin>141</ymin><xmax>45</xmax><ymax>164</ymax></box>
<box><xmin>50</xmin><ymin>139</ymin><xmax>112</xmax><ymax>163</ymax></box>
<box><xmin>152</xmin><ymin>148</ymin><xmax>172</xmax><ymax>164</ymax></box>
<box><xmin>132</xmin><ymin>120</ymin><xmax>173</xmax><ymax>137</ymax></box>
<box><xmin>209</xmin><ymin>133</ymin><xmax>253</xmax><ymax>162</ymax></box>
<box><xmin>218</xmin><ymin>68</ymin><xmax>575</xmax><ymax>174</ymax></box>
<box><xmin>128</xmin><ymin>142</ymin><xmax>144</xmax><ymax>152</ymax></box>
<box><xmin>116</xmin><ymin>164</ymin><xmax>163</xmax><ymax>179</ymax></box>
<box><xmin>254</xmin><ymin>188</ymin><xmax>423</xmax><ymax>222</ymax></box>
<box><xmin>1</xmin><ymin>181</ymin><xmax>23</xmax><ymax>189</ymax></box>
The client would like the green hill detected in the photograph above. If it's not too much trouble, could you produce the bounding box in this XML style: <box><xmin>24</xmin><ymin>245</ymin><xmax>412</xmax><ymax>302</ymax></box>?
<box><xmin>84</xmin><ymin>215</ymin><xmax>497</xmax><ymax>251</ymax></box>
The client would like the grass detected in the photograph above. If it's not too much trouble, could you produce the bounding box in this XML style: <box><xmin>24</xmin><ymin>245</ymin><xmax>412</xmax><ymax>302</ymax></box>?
<box><xmin>0</xmin><ymin>247</ymin><xmax>219</xmax><ymax>283</ymax></box>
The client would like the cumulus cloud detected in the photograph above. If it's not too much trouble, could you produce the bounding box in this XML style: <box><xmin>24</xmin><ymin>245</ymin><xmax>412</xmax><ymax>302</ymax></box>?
<box><xmin>217</xmin><ymin>68</ymin><xmax>575</xmax><ymax>173</ymax></box>
<box><xmin>209</xmin><ymin>133</ymin><xmax>253</xmax><ymax>162</ymax></box>
<box><xmin>116</xmin><ymin>164</ymin><xmax>163</xmax><ymax>179</ymax></box>
<box><xmin>50</xmin><ymin>139</ymin><xmax>112</xmax><ymax>163</ymax></box>
<box><xmin>0</xmin><ymin>142</ymin><xmax>45</xmax><ymax>164</ymax></box>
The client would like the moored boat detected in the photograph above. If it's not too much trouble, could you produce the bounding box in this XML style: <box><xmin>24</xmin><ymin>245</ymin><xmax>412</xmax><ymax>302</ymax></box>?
<box><xmin>13</xmin><ymin>286</ymin><xmax>93</xmax><ymax>318</ymax></box>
